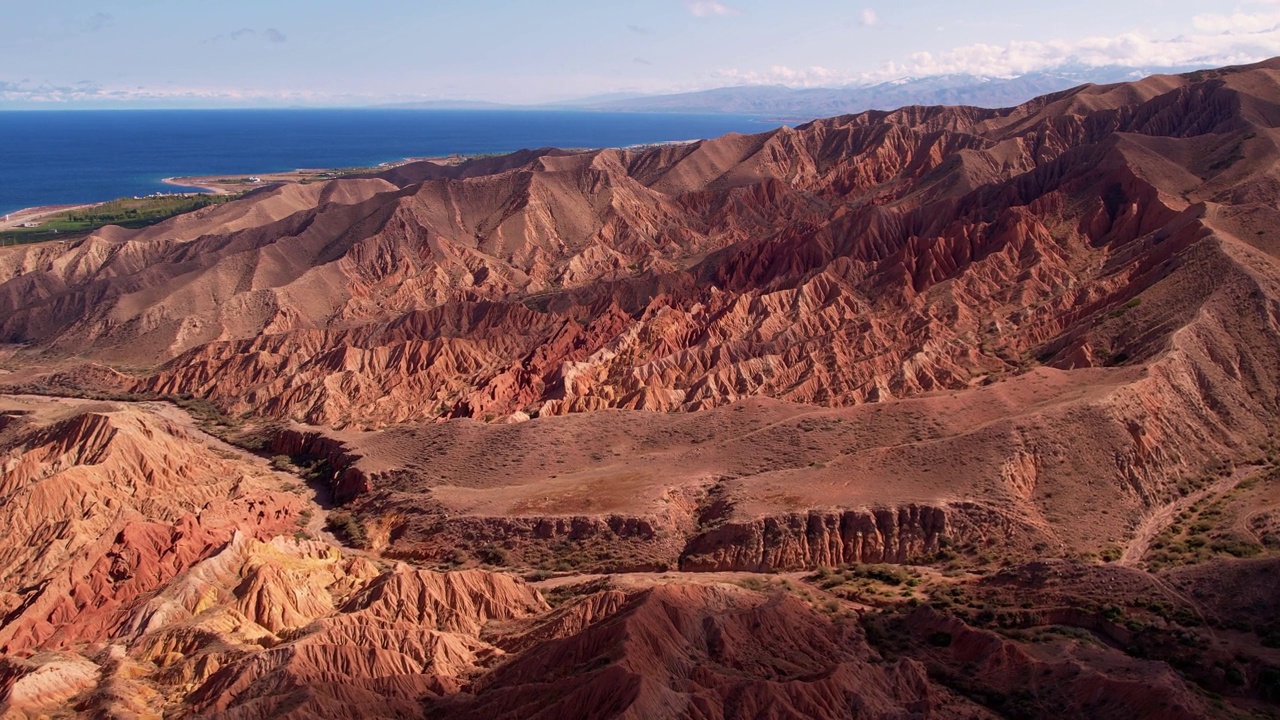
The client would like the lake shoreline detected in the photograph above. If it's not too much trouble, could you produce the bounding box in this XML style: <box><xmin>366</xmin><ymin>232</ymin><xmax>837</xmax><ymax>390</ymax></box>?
<box><xmin>2</xmin><ymin>203</ymin><xmax>98</xmax><ymax>230</ymax></box>
<box><xmin>0</xmin><ymin>109</ymin><xmax>767</xmax><ymax>216</ymax></box>
<box><xmin>5</xmin><ymin>138</ymin><xmax>709</xmax><ymax>228</ymax></box>
<box><xmin>159</xmin><ymin>153</ymin><xmax>468</xmax><ymax>196</ymax></box>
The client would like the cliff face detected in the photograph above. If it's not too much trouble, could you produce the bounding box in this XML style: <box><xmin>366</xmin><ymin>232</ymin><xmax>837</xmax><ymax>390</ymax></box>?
<box><xmin>680</xmin><ymin>504</ymin><xmax>993</xmax><ymax>571</ymax></box>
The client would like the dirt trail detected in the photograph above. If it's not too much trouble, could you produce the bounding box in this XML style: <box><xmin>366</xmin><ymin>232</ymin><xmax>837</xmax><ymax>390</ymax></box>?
<box><xmin>1119</xmin><ymin>467</ymin><xmax>1260</xmax><ymax>567</ymax></box>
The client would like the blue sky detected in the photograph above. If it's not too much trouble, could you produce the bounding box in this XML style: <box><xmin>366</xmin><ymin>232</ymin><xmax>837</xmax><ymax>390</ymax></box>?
<box><xmin>1</xmin><ymin>0</ymin><xmax>1277</xmax><ymax>107</ymax></box>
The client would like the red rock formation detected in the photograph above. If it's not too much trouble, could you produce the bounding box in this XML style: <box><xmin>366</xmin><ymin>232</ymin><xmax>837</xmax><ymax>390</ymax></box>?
<box><xmin>0</xmin><ymin>63</ymin><xmax>1276</xmax><ymax>439</ymax></box>
<box><xmin>900</xmin><ymin>607</ymin><xmax>1215</xmax><ymax>720</ymax></box>
<box><xmin>0</xmin><ymin>397</ymin><xmax>304</xmax><ymax>656</ymax></box>
<box><xmin>439</xmin><ymin>584</ymin><xmax>962</xmax><ymax>720</ymax></box>
<box><xmin>680</xmin><ymin>504</ymin><xmax>965</xmax><ymax>571</ymax></box>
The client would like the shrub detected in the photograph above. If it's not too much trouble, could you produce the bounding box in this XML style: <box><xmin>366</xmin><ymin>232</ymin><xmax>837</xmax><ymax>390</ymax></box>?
<box><xmin>324</xmin><ymin>511</ymin><xmax>369</xmax><ymax>548</ymax></box>
<box><xmin>476</xmin><ymin>545</ymin><xmax>511</xmax><ymax>566</ymax></box>
<box><xmin>849</xmin><ymin>564</ymin><xmax>910</xmax><ymax>586</ymax></box>
<box><xmin>1209</xmin><ymin>536</ymin><xmax>1261</xmax><ymax>558</ymax></box>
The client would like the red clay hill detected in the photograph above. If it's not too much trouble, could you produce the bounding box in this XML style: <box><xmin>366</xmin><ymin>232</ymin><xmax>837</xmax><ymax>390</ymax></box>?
<box><xmin>3</xmin><ymin>61</ymin><xmax>1280</xmax><ymax>718</ymax></box>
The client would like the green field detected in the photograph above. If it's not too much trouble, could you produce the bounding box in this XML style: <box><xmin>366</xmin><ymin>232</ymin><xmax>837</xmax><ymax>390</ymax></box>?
<box><xmin>0</xmin><ymin>194</ymin><xmax>241</xmax><ymax>247</ymax></box>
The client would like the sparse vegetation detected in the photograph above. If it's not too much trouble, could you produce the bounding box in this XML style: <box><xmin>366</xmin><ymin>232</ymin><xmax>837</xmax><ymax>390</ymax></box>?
<box><xmin>1208</xmin><ymin>141</ymin><xmax>1247</xmax><ymax>171</ymax></box>
<box><xmin>802</xmin><ymin>564</ymin><xmax>926</xmax><ymax>606</ymax></box>
<box><xmin>1145</xmin><ymin>489</ymin><xmax>1265</xmax><ymax>569</ymax></box>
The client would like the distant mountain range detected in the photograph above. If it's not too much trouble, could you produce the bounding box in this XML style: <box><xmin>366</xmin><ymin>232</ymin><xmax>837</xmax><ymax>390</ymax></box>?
<box><xmin>558</xmin><ymin>66</ymin><xmax>1199</xmax><ymax>119</ymax></box>
<box><xmin>386</xmin><ymin>65</ymin><xmax>1204</xmax><ymax>119</ymax></box>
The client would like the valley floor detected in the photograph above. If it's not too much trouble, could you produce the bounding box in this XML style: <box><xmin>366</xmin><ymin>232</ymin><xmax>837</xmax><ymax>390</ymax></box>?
<box><xmin>1</xmin><ymin>393</ymin><xmax>1278</xmax><ymax>718</ymax></box>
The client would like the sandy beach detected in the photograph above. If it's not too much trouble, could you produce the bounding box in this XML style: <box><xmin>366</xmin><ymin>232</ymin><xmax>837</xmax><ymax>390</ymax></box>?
<box><xmin>1</xmin><ymin>204</ymin><xmax>96</xmax><ymax>230</ymax></box>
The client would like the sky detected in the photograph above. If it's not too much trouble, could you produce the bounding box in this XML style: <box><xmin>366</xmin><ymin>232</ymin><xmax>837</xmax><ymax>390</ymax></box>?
<box><xmin>2</xmin><ymin>0</ymin><xmax>1280</xmax><ymax>107</ymax></box>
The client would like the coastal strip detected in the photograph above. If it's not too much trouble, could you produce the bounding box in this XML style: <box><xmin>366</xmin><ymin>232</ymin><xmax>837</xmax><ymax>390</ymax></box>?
<box><xmin>161</xmin><ymin>153</ymin><xmax>470</xmax><ymax>196</ymax></box>
<box><xmin>2</xmin><ymin>204</ymin><xmax>97</xmax><ymax>230</ymax></box>
<box><xmin>8</xmin><ymin>142</ymin><xmax>700</xmax><ymax>235</ymax></box>
<box><xmin>158</xmin><ymin>141</ymin><xmax>699</xmax><ymax>197</ymax></box>
<box><xmin>5</xmin><ymin>154</ymin><xmax>452</xmax><ymax>236</ymax></box>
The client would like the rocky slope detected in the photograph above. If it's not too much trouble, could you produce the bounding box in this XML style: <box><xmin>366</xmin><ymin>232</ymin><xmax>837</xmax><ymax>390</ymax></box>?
<box><xmin>0</xmin><ymin>396</ymin><xmax>307</xmax><ymax>658</ymax></box>
<box><xmin>4</xmin><ymin>63</ymin><xmax>1275</xmax><ymax>567</ymax></box>
<box><xmin>0</xmin><ymin>487</ymin><xmax>1245</xmax><ymax>720</ymax></box>
<box><xmin>0</xmin><ymin>63</ymin><xmax>1275</xmax><ymax>433</ymax></box>
<box><xmin>4</xmin><ymin>60</ymin><xmax>1280</xmax><ymax>718</ymax></box>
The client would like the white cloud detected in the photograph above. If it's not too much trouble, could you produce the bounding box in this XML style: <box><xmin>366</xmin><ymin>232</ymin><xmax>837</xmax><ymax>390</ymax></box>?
<box><xmin>715</xmin><ymin>65</ymin><xmax>844</xmax><ymax>87</ymax></box>
<box><xmin>859</xmin><ymin>8</ymin><xmax>878</xmax><ymax>27</ymax></box>
<box><xmin>1192</xmin><ymin>10</ymin><xmax>1279</xmax><ymax>34</ymax></box>
<box><xmin>865</xmin><ymin>7</ymin><xmax>1280</xmax><ymax>80</ymax></box>
<box><xmin>715</xmin><ymin>6</ymin><xmax>1280</xmax><ymax>87</ymax></box>
<box><xmin>0</xmin><ymin>80</ymin><xmax>338</xmax><ymax>106</ymax></box>
<box><xmin>686</xmin><ymin>1</ymin><xmax>742</xmax><ymax>18</ymax></box>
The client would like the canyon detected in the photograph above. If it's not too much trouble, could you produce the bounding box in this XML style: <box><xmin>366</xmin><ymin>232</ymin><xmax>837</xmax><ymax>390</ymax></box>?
<box><xmin>3</xmin><ymin>60</ymin><xmax>1280</xmax><ymax>717</ymax></box>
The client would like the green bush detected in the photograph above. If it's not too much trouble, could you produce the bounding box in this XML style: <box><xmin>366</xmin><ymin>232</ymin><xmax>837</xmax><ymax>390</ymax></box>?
<box><xmin>324</xmin><ymin>511</ymin><xmax>368</xmax><ymax>548</ymax></box>
<box><xmin>477</xmin><ymin>545</ymin><xmax>511</xmax><ymax>566</ymax></box>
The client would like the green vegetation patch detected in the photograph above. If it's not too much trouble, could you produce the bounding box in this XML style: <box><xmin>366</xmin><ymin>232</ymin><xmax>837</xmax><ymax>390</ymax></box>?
<box><xmin>325</xmin><ymin>511</ymin><xmax>369</xmax><ymax>549</ymax></box>
<box><xmin>805</xmin><ymin>564</ymin><xmax>925</xmax><ymax>605</ymax></box>
<box><xmin>1</xmin><ymin>193</ymin><xmax>239</xmax><ymax>246</ymax></box>
<box><xmin>1146</xmin><ymin>491</ymin><xmax>1264</xmax><ymax>570</ymax></box>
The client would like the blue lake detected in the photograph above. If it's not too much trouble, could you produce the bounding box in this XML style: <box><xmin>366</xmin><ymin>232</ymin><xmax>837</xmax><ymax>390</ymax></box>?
<box><xmin>0</xmin><ymin>109</ymin><xmax>775</xmax><ymax>215</ymax></box>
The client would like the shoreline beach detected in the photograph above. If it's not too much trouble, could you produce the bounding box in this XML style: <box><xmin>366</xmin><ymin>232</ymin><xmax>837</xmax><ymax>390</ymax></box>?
<box><xmin>2</xmin><ymin>203</ymin><xmax>97</xmax><ymax>230</ymax></box>
<box><xmin>4</xmin><ymin>155</ymin><xmax>457</xmax><ymax>230</ymax></box>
